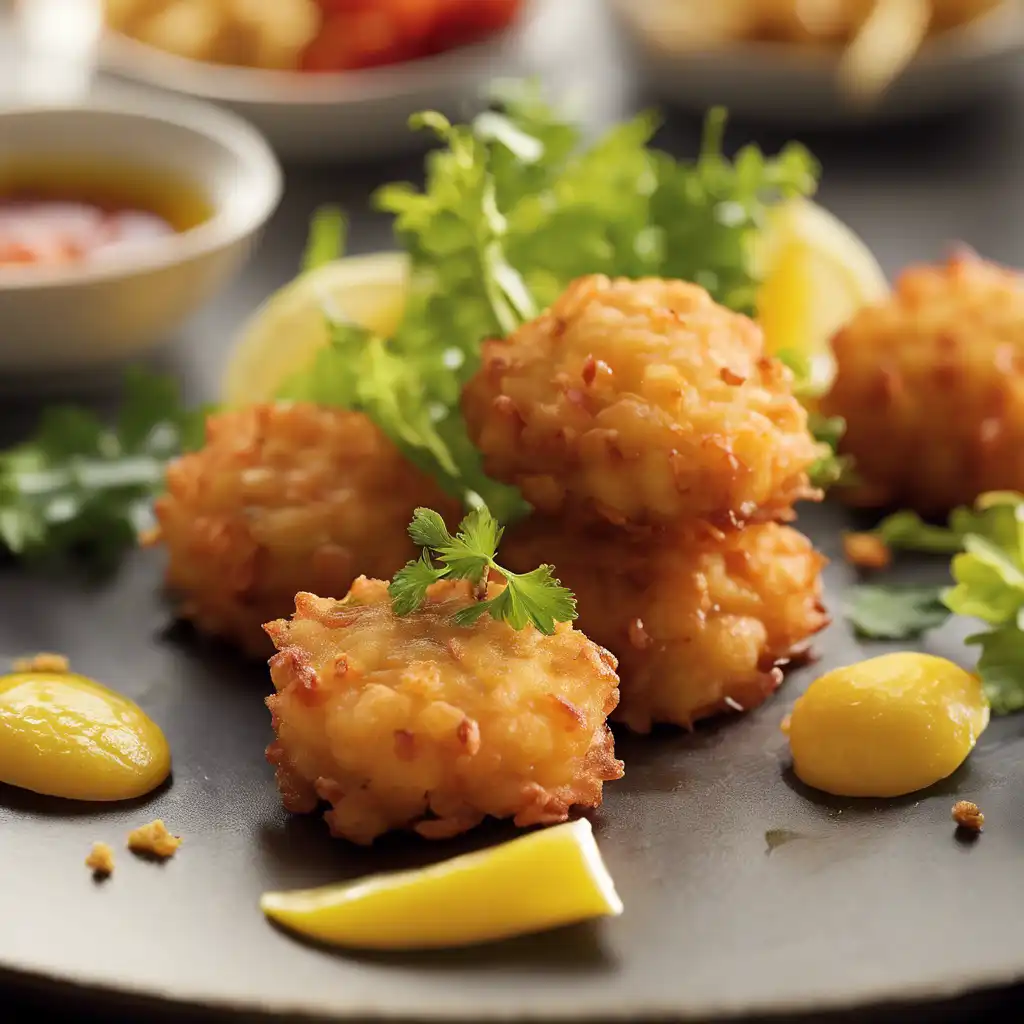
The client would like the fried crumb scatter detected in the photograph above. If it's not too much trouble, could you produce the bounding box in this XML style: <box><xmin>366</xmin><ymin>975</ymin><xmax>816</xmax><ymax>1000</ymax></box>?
<box><xmin>127</xmin><ymin>819</ymin><xmax>182</xmax><ymax>859</ymax></box>
<box><xmin>14</xmin><ymin>652</ymin><xmax>70</xmax><ymax>673</ymax></box>
<box><xmin>85</xmin><ymin>842</ymin><xmax>114</xmax><ymax>877</ymax></box>
<box><xmin>842</xmin><ymin>532</ymin><xmax>891</xmax><ymax>570</ymax></box>
<box><xmin>952</xmin><ymin>800</ymin><xmax>984</xmax><ymax>833</ymax></box>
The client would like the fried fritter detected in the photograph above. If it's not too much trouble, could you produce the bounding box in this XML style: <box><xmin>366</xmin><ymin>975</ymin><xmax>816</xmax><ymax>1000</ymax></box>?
<box><xmin>503</xmin><ymin>518</ymin><xmax>829</xmax><ymax>733</ymax></box>
<box><xmin>264</xmin><ymin>578</ymin><xmax>623</xmax><ymax>844</ymax></box>
<box><xmin>154</xmin><ymin>403</ymin><xmax>460</xmax><ymax>656</ymax></box>
<box><xmin>462</xmin><ymin>275</ymin><xmax>820</xmax><ymax>530</ymax></box>
<box><xmin>821</xmin><ymin>252</ymin><xmax>1024</xmax><ymax>513</ymax></box>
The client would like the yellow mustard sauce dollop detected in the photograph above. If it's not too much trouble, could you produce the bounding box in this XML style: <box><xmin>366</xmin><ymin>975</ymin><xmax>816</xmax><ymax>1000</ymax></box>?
<box><xmin>782</xmin><ymin>652</ymin><xmax>989</xmax><ymax>798</ymax></box>
<box><xmin>0</xmin><ymin>663</ymin><xmax>170</xmax><ymax>801</ymax></box>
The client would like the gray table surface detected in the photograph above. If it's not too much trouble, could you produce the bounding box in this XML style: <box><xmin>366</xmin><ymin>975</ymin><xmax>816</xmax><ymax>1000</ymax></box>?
<box><xmin>6</xmin><ymin>5</ymin><xmax>1024</xmax><ymax>1021</ymax></box>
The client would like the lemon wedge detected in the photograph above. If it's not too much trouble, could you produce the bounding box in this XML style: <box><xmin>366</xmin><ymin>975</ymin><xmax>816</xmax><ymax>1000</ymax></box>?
<box><xmin>221</xmin><ymin>252</ymin><xmax>409</xmax><ymax>406</ymax></box>
<box><xmin>260</xmin><ymin>818</ymin><xmax>622</xmax><ymax>950</ymax></box>
<box><xmin>755</xmin><ymin>197</ymin><xmax>889</xmax><ymax>395</ymax></box>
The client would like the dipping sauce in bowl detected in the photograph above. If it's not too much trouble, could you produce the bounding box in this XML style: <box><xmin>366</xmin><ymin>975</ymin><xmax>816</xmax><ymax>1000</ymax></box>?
<box><xmin>0</xmin><ymin>162</ymin><xmax>211</xmax><ymax>269</ymax></box>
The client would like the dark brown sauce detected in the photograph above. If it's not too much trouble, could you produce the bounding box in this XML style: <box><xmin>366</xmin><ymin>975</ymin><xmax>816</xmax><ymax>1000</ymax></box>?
<box><xmin>0</xmin><ymin>161</ymin><xmax>211</xmax><ymax>270</ymax></box>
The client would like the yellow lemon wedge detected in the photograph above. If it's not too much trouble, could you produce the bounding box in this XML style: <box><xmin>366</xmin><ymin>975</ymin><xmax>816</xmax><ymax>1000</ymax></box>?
<box><xmin>221</xmin><ymin>252</ymin><xmax>409</xmax><ymax>406</ymax></box>
<box><xmin>754</xmin><ymin>197</ymin><xmax>889</xmax><ymax>396</ymax></box>
<box><xmin>784</xmin><ymin>652</ymin><xmax>989</xmax><ymax>798</ymax></box>
<box><xmin>260</xmin><ymin>818</ymin><xmax>622</xmax><ymax>950</ymax></box>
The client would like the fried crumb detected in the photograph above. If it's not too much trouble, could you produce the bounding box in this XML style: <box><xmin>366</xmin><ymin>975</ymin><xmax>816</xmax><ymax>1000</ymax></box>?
<box><xmin>842</xmin><ymin>532</ymin><xmax>891</xmax><ymax>570</ymax></box>
<box><xmin>127</xmin><ymin>819</ymin><xmax>182</xmax><ymax>859</ymax></box>
<box><xmin>85</xmin><ymin>842</ymin><xmax>114</xmax><ymax>877</ymax></box>
<box><xmin>13</xmin><ymin>652</ymin><xmax>70</xmax><ymax>674</ymax></box>
<box><xmin>952</xmin><ymin>800</ymin><xmax>984</xmax><ymax>833</ymax></box>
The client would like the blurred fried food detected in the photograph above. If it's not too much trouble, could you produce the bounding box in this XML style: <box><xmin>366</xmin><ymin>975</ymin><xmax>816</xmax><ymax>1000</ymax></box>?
<box><xmin>462</xmin><ymin>275</ymin><xmax>819</xmax><ymax>531</ymax></box>
<box><xmin>264</xmin><ymin>578</ymin><xmax>623</xmax><ymax>844</ymax></box>
<box><xmin>821</xmin><ymin>252</ymin><xmax>1024</xmax><ymax>514</ymax></box>
<box><xmin>503</xmin><ymin>518</ymin><xmax>828</xmax><ymax>733</ymax></box>
<box><xmin>154</xmin><ymin>403</ymin><xmax>460</xmax><ymax>657</ymax></box>
<box><xmin>622</xmin><ymin>0</ymin><xmax>1000</xmax><ymax>48</ymax></box>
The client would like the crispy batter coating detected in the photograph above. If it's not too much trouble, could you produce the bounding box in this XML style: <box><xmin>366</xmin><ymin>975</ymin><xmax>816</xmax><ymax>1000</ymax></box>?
<box><xmin>822</xmin><ymin>253</ymin><xmax>1024</xmax><ymax>513</ymax></box>
<box><xmin>154</xmin><ymin>403</ymin><xmax>460</xmax><ymax>656</ymax></box>
<box><xmin>264</xmin><ymin>578</ymin><xmax>623</xmax><ymax>844</ymax></box>
<box><xmin>462</xmin><ymin>275</ymin><xmax>820</xmax><ymax>530</ymax></box>
<box><xmin>503</xmin><ymin>518</ymin><xmax>829</xmax><ymax>733</ymax></box>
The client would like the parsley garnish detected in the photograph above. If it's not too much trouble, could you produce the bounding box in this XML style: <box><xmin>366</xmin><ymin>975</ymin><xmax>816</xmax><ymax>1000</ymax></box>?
<box><xmin>388</xmin><ymin>507</ymin><xmax>576</xmax><ymax>635</ymax></box>
<box><xmin>0</xmin><ymin>368</ymin><xmax>205</xmax><ymax>573</ymax></box>
<box><xmin>845</xmin><ymin>491</ymin><xmax>1024</xmax><ymax>713</ymax></box>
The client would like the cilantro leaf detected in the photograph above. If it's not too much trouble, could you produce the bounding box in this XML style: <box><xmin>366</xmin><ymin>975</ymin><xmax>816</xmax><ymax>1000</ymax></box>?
<box><xmin>407</xmin><ymin>507</ymin><xmax>452</xmax><ymax>550</ymax></box>
<box><xmin>390</xmin><ymin>505</ymin><xmax>577</xmax><ymax>635</ymax></box>
<box><xmin>870</xmin><ymin>510</ymin><xmax>963</xmax><ymax>554</ymax></box>
<box><xmin>968</xmin><ymin>625</ymin><xmax>1024</xmax><ymax>715</ymax></box>
<box><xmin>0</xmin><ymin>369</ymin><xmax>205</xmax><ymax>573</ymax></box>
<box><xmin>389</xmin><ymin>552</ymin><xmax>446</xmax><ymax>616</ymax></box>
<box><xmin>846</xmin><ymin>584</ymin><xmax>950</xmax><ymax>639</ymax></box>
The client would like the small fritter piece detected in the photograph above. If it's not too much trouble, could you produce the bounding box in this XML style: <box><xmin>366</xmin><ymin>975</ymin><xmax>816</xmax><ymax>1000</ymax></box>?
<box><xmin>265</xmin><ymin>578</ymin><xmax>623</xmax><ymax>844</ymax></box>
<box><xmin>154</xmin><ymin>403</ymin><xmax>460</xmax><ymax>656</ymax></box>
<box><xmin>127</xmin><ymin>819</ymin><xmax>182</xmax><ymax>859</ymax></box>
<box><xmin>503</xmin><ymin>519</ymin><xmax>828</xmax><ymax>733</ymax></box>
<box><xmin>821</xmin><ymin>253</ymin><xmax>1024</xmax><ymax>513</ymax></box>
<box><xmin>462</xmin><ymin>275</ymin><xmax>820</xmax><ymax>529</ymax></box>
<box><xmin>85</xmin><ymin>842</ymin><xmax>115</xmax><ymax>877</ymax></box>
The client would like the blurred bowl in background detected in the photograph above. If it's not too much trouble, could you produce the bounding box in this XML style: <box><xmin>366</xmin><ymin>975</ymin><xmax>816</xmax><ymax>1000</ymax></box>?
<box><xmin>0</xmin><ymin>90</ymin><xmax>281</xmax><ymax>374</ymax></box>
<box><xmin>609</xmin><ymin>0</ymin><xmax>1024</xmax><ymax>125</ymax></box>
<box><xmin>97</xmin><ymin>0</ymin><xmax>550</xmax><ymax>163</ymax></box>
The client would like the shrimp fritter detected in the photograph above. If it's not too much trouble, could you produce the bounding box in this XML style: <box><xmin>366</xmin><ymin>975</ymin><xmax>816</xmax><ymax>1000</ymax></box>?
<box><xmin>821</xmin><ymin>252</ymin><xmax>1024</xmax><ymax>513</ymax></box>
<box><xmin>503</xmin><ymin>519</ymin><xmax>829</xmax><ymax>733</ymax></box>
<box><xmin>462</xmin><ymin>275</ymin><xmax>820</xmax><ymax>529</ymax></box>
<box><xmin>154</xmin><ymin>403</ymin><xmax>459</xmax><ymax>656</ymax></box>
<box><xmin>264</xmin><ymin>578</ymin><xmax>623</xmax><ymax>844</ymax></box>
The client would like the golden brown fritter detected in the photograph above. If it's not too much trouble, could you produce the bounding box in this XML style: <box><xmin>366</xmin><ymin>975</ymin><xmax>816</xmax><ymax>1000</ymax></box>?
<box><xmin>154</xmin><ymin>403</ymin><xmax>460</xmax><ymax>657</ymax></box>
<box><xmin>821</xmin><ymin>252</ymin><xmax>1024</xmax><ymax>514</ymax></box>
<box><xmin>503</xmin><ymin>518</ymin><xmax>829</xmax><ymax>733</ymax></box>
<box><xmin>264</xmin><ymin>578</ymin><xmax>623</xmax><ymax>844</ymax></box>
<box><xmin>462</xmin><ymin>275</ymin><xmax>820</xmax><ymax>530</ymax></box>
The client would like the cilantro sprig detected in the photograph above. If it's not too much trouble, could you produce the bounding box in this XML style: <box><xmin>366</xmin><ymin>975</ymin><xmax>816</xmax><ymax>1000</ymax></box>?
<box><xmin>846</xmin><ymin>491</ymin><xmax>1024</xmax><ymax>713</ymax></box>
<box><xmin>0</xmin><ymin>368</ymin><xmax>206</xmax><ymax>573</ymax></box>
<box><xmin>389</xmin><ymin>507</ymin><xmax>576</xmax><ymax>635</ymax></box>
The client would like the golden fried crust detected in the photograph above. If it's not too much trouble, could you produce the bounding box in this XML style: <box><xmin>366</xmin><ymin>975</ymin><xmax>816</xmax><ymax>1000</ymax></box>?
<box><xmin>462</xmin><ymin>275</ymin><xmax>820</xmax><ymax>530</ymax></box>
<box><xmin>263</xmin><ymin>577</ymin><xmax>623</xmax><ymax>844</ymax></box>
<box><xmin>154</xmin><ymin>403</ymin><xmax>460</xmax><ymax>657</ymax></box>
<box><xmin>822</xmin><ymin>253</ymin><xmax>1024</xmax><ymax>514</ymax></box>
<box><xmin>503</xmin><ymin>519</ymin><xmax>829</xmax><ymax>733</ymax></box>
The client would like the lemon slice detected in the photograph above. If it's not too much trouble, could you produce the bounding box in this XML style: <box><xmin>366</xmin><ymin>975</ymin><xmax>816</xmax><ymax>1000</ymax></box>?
<box><xmin>755</xmin><ymin>197</ymin><xmax>889</xmax><ymax>395</ymax></box>
<box><xmin>221</xmin><ymin>252</ymin><xmax>409</xmax><ymax>406</ymax></box>
<box><xmin>260</xmin><ymin>818</ymin><xmax>622</xmax><ymax>951</ymax></box>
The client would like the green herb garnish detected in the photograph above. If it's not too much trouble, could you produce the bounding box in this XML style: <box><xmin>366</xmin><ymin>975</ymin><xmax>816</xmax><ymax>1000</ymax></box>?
<box><xmin>846</xmin><ymin>491</ymin><xmax>1024</xmax><ymax>712</ymax></box>
<box><xmin>389</xmin><ymin>506</ymin><xmax>576</xmax><ymax>635</ymax></box>
<box><xmin>281</xmin><ymin>88</ymin><xmax>820</xmax><ymax>515</ymax></box>
<box><xmin>0</xmin><ymin>368</ymin><xmax>206</xmax><ymax>573</ymax></box>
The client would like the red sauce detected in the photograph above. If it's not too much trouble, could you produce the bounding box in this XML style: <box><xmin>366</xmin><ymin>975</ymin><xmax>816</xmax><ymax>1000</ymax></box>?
<box><xmin>0</xmin><ymin>195</ymin><xmax>177</xmax><ymax>268</ymax></box>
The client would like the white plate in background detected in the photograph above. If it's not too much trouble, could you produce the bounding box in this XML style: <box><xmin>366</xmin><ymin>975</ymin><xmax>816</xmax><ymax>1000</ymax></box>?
<box><xmin>97</xmin><ymin>0</ymin><xmax>559</xmax><ymax>163</ymax></box>
<box><xmin>608</xmin><ymin>0</ymin><xmax>1024</xmax><ymax>125</ymax></box>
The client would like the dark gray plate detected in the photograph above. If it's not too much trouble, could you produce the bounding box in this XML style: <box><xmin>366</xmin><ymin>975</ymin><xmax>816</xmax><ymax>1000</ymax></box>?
<box><xmin>1</xmin><ymin>500</ymin><xmax>1022</xmax><ymax>1022</ymax></box>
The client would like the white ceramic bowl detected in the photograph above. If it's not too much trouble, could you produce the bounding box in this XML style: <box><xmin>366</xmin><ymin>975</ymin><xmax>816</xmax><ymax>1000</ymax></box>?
<box><xmin>609</xmin><ymin>0</ymin><xmax>1024</xmax><ymax>126</ymax></box>
<box><xmin>96</xmin><ymin>0</ymin><xmax>548</xmax><ymax>163</ymax></box>
<box><xmin>0</xmin><ymin>91</ymin><xmax>282</xmax><ymax>374</ymax></box>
